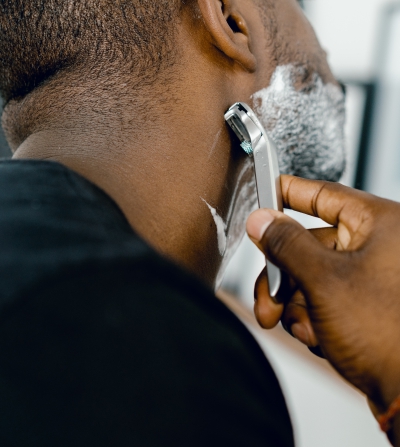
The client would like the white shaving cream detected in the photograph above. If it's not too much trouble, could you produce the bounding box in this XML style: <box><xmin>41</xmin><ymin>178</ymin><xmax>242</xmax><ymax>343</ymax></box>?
<box><xmin>207</xmin><ymin>64</ymin><xmax>346</xmax><ymax>289</ymax></box>
<box><xmin>252</xmin><ymin>64</ymin><xmax>346</xmax><ymax>180</ymax></box>
<box><xmin>215</xmin><ymin>163</ymin><xmax>258</xmax><ymax>288</ymax></box>
<box><xmin>201</xmin><ymin>199</ymin><xmax>227</xmax><ymax>256</ymax></box>
<box><xmin>208</xmin><ymin>157</ymin><xmax>258</xmax><ymax>289</ymax></box>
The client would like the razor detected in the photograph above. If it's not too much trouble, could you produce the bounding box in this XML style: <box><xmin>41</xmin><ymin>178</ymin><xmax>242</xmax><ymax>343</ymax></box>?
<box><xmin>224</xmin><ymin>102</ymin><xmax>283</xmax><ymax>300</ymax></box>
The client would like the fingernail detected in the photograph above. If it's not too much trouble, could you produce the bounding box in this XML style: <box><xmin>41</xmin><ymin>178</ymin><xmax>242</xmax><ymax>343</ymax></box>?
<box><xmin>291</xmin><ymin>323</ymin><xmax>311</xmax><ymax>346</ymax></box>
<box><xmin>247</xmin><ymin>209</ymin><xmax>275</xmax><ymax>242</ymax></box>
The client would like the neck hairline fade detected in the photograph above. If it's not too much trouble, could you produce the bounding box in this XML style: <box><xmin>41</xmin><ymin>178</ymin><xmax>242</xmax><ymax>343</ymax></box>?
<box><xmin>0</xmin><ymin>1</ymin><xmax>194</xmax><ymax>104</ymax></box>
<box><xmin>0</xmin><ymin>0</ymin><xmax>194</xmax><ymax>148</ymax></box>
<box><xmin>1</xmin><ymin>0</ymin><xmax>277</xmax><ymax>149</ymax></box>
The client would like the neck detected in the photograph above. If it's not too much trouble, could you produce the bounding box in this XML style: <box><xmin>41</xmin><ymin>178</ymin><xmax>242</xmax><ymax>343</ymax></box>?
<box><xmin>12</xmin><ymin>86</ymin><xmax>239</xmax><ymax>287</ymax></box>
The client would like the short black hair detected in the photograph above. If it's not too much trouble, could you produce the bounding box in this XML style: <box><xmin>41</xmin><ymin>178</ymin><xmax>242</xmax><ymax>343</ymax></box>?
<box><xmin>0</xmin><ymin>1</ymin><xmax>184</xmax><ymax>104</ymax></box>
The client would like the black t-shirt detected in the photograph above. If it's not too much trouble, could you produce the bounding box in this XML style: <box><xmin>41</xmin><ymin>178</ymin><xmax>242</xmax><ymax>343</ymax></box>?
<box><xmin>0</xmin><ymin>160</ymin><xmax>294</xmax><ymax>447</ymax></box>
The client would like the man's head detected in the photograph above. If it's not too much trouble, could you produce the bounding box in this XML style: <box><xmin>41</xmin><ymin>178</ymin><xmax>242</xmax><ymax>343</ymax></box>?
<box><xmin>0</xmin><ymin>0</ymin><xmax>188</xmax><ymax>148</ymax></box>
<box><xmin>0</xmin><ymin>0</ymin><xmax>182</xmax><ymax>103</ymax></box>
<box><xmin>0</xmin><ymin>0</ymin><xmax>345</xmax><ymax>286</ymax></box>
<box><xmin>0</xmin><ymin>0</ymin><xmax>334</xmax><ymax>144</ymax></box>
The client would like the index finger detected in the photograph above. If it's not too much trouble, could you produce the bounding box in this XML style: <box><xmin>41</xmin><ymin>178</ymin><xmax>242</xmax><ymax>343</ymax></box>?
<box><xmin>281</xmin><ymin>175</ymin><xmax>376</xmax><ymax>228</ymax></box>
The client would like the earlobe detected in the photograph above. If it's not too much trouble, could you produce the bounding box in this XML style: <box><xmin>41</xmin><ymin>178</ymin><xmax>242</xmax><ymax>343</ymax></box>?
<box><xmin>197</xmin><ymin>0</ymin><xmax>257</xmax><ymax>72</ymax></box>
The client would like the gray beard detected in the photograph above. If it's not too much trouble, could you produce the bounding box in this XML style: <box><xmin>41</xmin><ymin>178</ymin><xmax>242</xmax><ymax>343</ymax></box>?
<box><xmin>252</xmin><ymin>64</ymin><xmax>346</xmax><ymax>181</ymax></box>
<box><xmin>214</xmin><ymin>65</ymin><xmax>347</xmax><ymax>289</ymax></box>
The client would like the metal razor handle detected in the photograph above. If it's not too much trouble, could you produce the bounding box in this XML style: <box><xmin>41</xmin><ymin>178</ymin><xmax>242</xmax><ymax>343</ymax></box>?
<box><xmin>253</xmin><ymin>135</ymin><xmax>283</xmax><ymax>299</ymax></box>
<box><xmin>224</xmin><ymin>102</ymin><xmax>283</xmax><ymax>300</ymax></box>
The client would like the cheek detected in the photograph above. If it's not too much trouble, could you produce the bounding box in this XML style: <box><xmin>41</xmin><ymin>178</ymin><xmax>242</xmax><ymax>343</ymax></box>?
<box><xmin>273</xmin><ymin>0</ymin><xmax>336</xmax><ymax>85</ymax></box>
<box><xmin>245</xmin><ymin>1</ymin><xmax>277</xmax><ymax>90</ymax></box>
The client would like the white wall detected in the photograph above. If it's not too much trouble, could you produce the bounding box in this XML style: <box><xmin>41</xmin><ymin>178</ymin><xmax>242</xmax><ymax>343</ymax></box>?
<box><xmin>304</xmin><ymin>0</ymin><xmax>395</xmax><ymax>81</ymax></box>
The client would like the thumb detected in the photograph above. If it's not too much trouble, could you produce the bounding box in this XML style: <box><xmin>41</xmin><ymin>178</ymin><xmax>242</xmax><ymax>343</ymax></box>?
<box><xmin>247</xmin><ymin>209</ymin><xmax>338</xmax><ymax>293</ymax></box>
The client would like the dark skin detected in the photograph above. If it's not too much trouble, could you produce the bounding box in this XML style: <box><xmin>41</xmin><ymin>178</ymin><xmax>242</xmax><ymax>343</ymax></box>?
<box><xmin>10</xmin><ymin>0</ymin><xmax>335</xmax><ymax>288</ymax></box>
<box><xmin>8</xmin><ymin>0</ymin><xmax>390</xmax><ymax>442</ymax></box>
<box><xmin>247</xmin><ymin>176</ymin><xmax>400</xmax><ymax>445</ymax></box>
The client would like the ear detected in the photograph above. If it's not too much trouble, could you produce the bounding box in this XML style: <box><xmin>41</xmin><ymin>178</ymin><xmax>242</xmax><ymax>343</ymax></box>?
<box><xmin>197</xmin><ymin>0</ymin><xmax>257</xmax><ymax>72</ymax></box>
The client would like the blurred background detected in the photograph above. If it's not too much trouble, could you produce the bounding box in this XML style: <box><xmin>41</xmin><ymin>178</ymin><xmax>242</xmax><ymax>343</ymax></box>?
<box><xmin>0</xmin><ymin>1</ymin><xmax>398</xmax><ymax>445</ymax></box>
<box><xmin>221</xmin><ymin>1</ymin><xmax>400</xmax><ymax>446</ymax></box>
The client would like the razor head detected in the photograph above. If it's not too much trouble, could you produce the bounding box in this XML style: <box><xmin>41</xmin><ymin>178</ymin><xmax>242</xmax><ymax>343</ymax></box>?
<box><xmin>224</xmin><ymin>102</ymin><xmax>283</xmax><ymax>300</ymax></box>
<box><xmin>240</xmin><ymin>141</ymin><xmax>253</xmax><ymax>155</ymax></box>
<box><xmin>224</xmin><ymin>102</ymin><xmax>265</xmax><ymax>156</ymax></box>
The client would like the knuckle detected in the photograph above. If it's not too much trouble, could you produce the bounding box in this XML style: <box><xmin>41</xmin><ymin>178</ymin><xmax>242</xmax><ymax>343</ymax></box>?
<box><xmin>311</xmin><ymin>182</ymin><xmax>330</xmax><ymax>217</ymax></box>
<box><xmin>347</xmin><ymin>193</ymin><xmax>391</xmax><ymax>231</ymax></box>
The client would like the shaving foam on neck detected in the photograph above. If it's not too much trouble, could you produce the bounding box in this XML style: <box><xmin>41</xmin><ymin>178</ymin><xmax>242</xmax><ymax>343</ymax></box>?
<box><xmin>202</xmin><ymin>199</ymin><xmax>227</xmax><ymax>256</ymax></box>
<box><xmin>207</xmin><ymin>157</ymin><xmax>258</xmax><ymax>290</ymax></box>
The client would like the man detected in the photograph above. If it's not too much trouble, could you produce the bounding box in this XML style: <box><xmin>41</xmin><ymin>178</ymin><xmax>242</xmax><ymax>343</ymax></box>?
<box><xmin>0</xmin><ymin>1</ymin><xmax>344</xmax><ymax>445</ymax></box>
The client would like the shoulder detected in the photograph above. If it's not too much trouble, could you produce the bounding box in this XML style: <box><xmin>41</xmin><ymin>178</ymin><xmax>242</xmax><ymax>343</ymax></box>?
<box><xmin>0</xmin><ymin>256</ymin><xmax>294</xmax><ymax>446</ymax></box>
<box><xmin>0</xmin><ymin>160</ymin><xmax>293</xmax><ymax>446</ymax></box>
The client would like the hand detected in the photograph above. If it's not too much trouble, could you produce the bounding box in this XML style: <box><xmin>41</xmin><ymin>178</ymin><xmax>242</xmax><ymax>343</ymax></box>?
<box><xmin>246</xmin><ymin>175</ymin><xmax>400</xmax><ymax>414</ymax></box>
<box><xmin>253</xmin><ymin>227</ymin><xmax>337</xmax><ymax>351</ymax></box>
